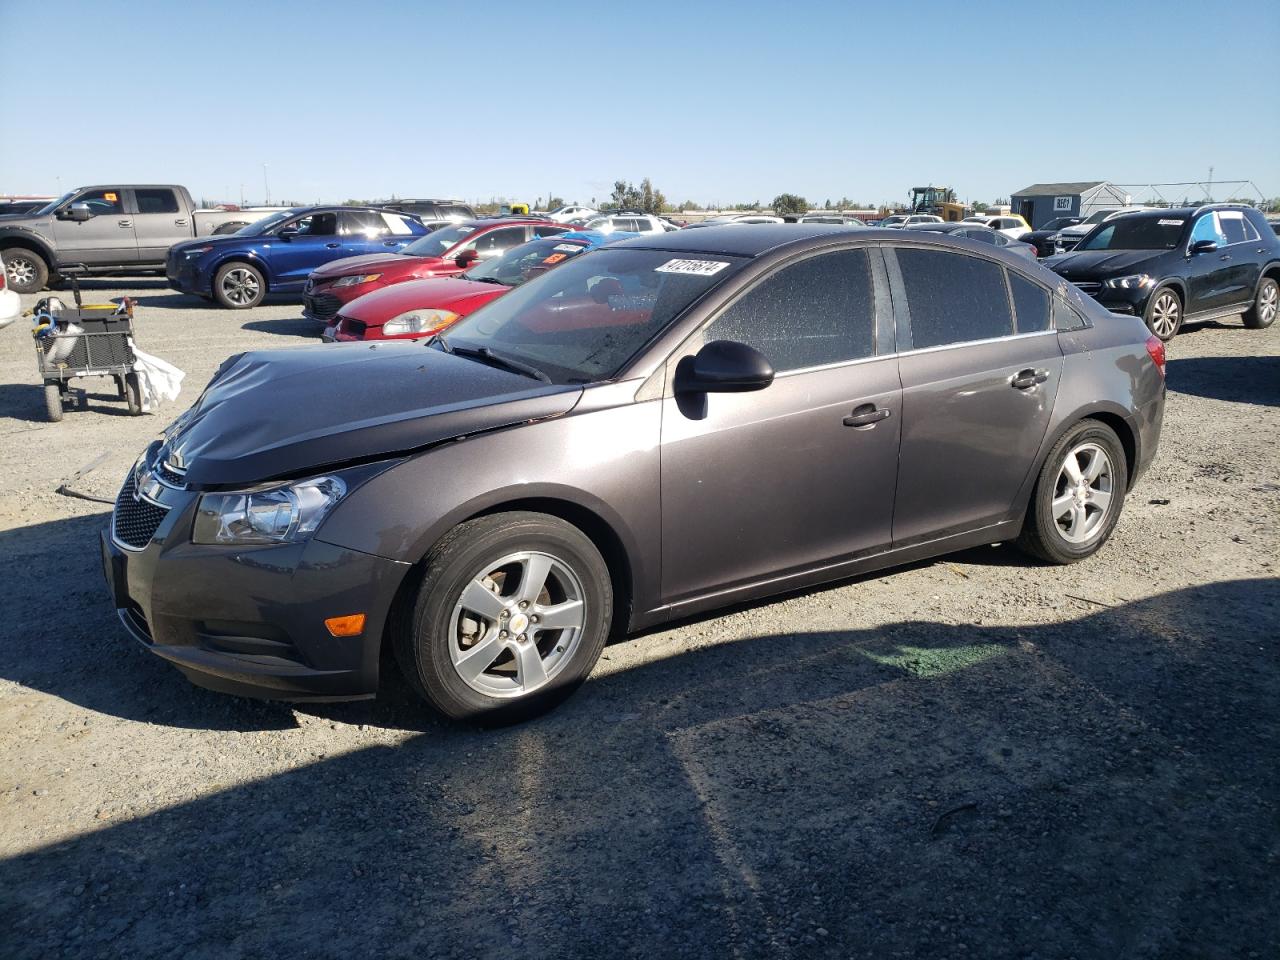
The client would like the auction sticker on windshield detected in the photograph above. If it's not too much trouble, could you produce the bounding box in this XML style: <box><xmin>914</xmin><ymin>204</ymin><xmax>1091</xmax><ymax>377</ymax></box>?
<box><xmin>1158</xmin><ymin>219</ymin><xmax>1184</xmax><ymax>226</ymax></box>
<box><xmin>655</xmin><ymin>258</ymin><xmax>730</xmax><ymax>276</ymax></box>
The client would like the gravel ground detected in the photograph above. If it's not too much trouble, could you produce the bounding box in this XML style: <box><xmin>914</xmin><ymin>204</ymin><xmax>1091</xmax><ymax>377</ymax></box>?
<box><xmin>1</xmin><ymin>279</ymin><xmax>1277</xmax><ymax>960</ymax></box>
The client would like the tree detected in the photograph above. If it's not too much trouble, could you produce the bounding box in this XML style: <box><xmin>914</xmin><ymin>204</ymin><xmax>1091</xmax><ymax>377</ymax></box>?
<box><xmin>606</xmin><ymin>178</ymin><xmax>668</xmax><ymax>214</ymax></box>
<box><xmin>771</xmin><ymin>193</ymin><xmax>809</xmax><ymax>219</ymax></box>
<box><xmin>972</xmin><ymin>201</ymin><xmax>989</xmax><ymax>213</ymax></box>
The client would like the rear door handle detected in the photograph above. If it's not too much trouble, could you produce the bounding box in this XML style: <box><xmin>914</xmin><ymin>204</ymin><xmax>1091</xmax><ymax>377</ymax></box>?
<box><xmin>843</xmin><ymin>404</ymin><xmax>891</xmax><ymax>428</ymax></box>
<box><xmin>1011</xmin><ymin>368</ymin><xmax>1049</xmax><ymax>389</ymax></box>
<box><xmin>325</xmin><ymin>242</ymin><xmax>341</xmax><ymax>249</ymax></box>
<box><xmin>117</xmin><ymin>219</ymin><xmax>132</xmax><ymax>228</ymax></box>
<box><xmin>174</xmin><ymin>218</ymin><xmax>188</xmax><ymax>226</ymax></box>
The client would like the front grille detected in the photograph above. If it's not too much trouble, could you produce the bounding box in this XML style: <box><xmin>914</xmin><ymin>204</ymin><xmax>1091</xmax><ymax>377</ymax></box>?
<box><xmin>155</xmin><ymin>460</ymin><xmax>186</xmax><ymax>488</ymax></box>
<box><xmin>112</xmin><ymin>472</ymin><xmax>169</xmax><ymax>551</ymax></box>
<box><xmin>305</xmin><ymin>293</ymin><xmax>342</xmax><ymax>320</ymax></box>
<box><xmin>343</xmin><ymin>318</ymin><xmax>367</xmax><ymax>337</ymax></box>
<box><xmin>1057</xmin><ymin>238</ymin><xmax>1081</xmax><ymax>252</ymax></box>
<box><xmin>1073</xmin><ymin>281</ymin><xmax>1103</xmax><ymax>297</ymax></box>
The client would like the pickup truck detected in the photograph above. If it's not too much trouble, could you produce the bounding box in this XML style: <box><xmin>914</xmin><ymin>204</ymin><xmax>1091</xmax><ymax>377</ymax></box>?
<box><xmin>0</xmin><ymin>185</ymin><xmax>268</xmax><ymax>293</ymax></box>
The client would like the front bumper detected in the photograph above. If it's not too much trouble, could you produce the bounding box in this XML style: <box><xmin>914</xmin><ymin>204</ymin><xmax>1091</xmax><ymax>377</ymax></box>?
<box><xmin>100</xmin><ymin>483</ymin><xmax>409</xmax><ymax>702</ymax></box>
<box><xmin>166</xmin><ymin>255</ymin><xmax>209</xmax><ymax>295</ymax></box>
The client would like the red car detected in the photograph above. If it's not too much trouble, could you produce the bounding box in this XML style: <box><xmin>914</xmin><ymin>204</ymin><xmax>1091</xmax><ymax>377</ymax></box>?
<box><xmin>324</xmin><ymin>231</ymin><xmax>615</xmax><ymax>341</ymax></box>
<box><xmin>302</xmin><ymin>218</ymin><xmax>570</xmax><ymax>325</ymax></box>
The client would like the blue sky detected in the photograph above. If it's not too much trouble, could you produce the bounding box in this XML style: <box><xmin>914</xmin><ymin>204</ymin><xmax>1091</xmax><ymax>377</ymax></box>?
<box><xmin>1</xmin><ymin>0</ymin><xmax>1277</xmax><ymax>208</ymax></box>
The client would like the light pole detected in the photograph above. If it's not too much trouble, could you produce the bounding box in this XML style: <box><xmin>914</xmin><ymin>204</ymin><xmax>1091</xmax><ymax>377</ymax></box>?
<box><xmin>262</xmin><ymin>163</ymin><xmax>271</xmax><ymax>206</ymax></box>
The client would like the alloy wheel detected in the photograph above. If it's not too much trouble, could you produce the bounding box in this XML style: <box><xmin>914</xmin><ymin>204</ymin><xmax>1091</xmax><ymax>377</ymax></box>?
<box><xmin>1260</xmin><ymin>282</ymin><xmax>1278</xmax><ymax>326</ymax></box>
<box><xmin>220</xmin><ymin>268</ymin><xmax>261</xmax><ymax>305</ymax></box>
<box><xmin>1149</xmin><ymin>291</ymin><xmax>1180</xmax><ymax>339</ymax></box>
<box><xmin>6</xmin><ymin>256</ymin><xmax>35</xmax><ymax>287</ymax></box>
<box><xmin>447</xmin><ymin>551</ymin><xmax>587</xmax><ymax>698</ymax></box>
<box><xmin>1052</xmin><ymin>442</ymin><xmax>1115</xmax><ymax>544</ymax></box>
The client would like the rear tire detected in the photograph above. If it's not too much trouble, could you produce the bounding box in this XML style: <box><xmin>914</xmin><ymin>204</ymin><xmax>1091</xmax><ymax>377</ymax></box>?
<box><xmin>1143</xmin><ymin>286</ymin><xmax>1182</xmax><ymax>341</ymax></box>
<box><xmin>44</xmin><ymin>382</ymin><xmax>64</xmax><ymax>422</ymax></box>
<box><xmin>1016</xmin><ymin>421</ymin><xmax>1127</xmax><ymax>565</ymax></box>
<box><xmin>394</xmin><ymin>511</ymin><xmax>613</xmax><ymax>723</ymax></box>
<box><xmin>213</xmin><ymin>261</ymin><xmax>266</xmax><ymax>309</ymax></box>
<box><xmin>124</xmin><ymin>372</ymin><xmax>143</xmax><ymax>415</ymax></box>
<box><xmin>3</xmin><ymin>247</ymin><xmax>49</xmax><ymax>294</ymax></box>
<box><xmin>1243</xmin><ymin>276</ymin><xmax>1278</xmax><ymax>330</ymax></box>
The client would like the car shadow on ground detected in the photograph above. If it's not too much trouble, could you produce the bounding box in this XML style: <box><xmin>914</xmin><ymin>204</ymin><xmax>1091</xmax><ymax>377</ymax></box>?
<box><xmin>240</xmin><ymin>316</ymin><xmax>323</xmax><ymax>338</ymax></box>
<box><xmin>1166</xmin><ymin>355</ymin><xmax>1280</xmax><ymax>407</ymax></box>
<box><xmin>3</xmin><ymin>514</ymin><xmax>1277</xmax><ymax>958</ymax></box>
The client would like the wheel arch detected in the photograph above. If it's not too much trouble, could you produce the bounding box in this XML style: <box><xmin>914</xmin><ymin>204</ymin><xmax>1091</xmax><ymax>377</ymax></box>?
<box><xmin>0</xmin><ymin>231</ymin><xmax>57</xmax><ymax>267</ymax></box>
<box><xmin>1027</xmin><ymin>403</ymin><xmax>1140</xmax><ymax>506</ymax></box>
<box><xmin>1259</xmin><ymin>261</ymin><xmax>1280</xmax><ymax>287</ymax></box>
<box><xmin>1151</xmin><ymin>277</ymin><xmax>1186</xmax><ymax>307</ymax></box>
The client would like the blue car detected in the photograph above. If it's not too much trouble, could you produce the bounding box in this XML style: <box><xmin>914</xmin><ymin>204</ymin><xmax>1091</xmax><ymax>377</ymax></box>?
<box><xmin>166</xmin><ymin>206</ymin><xmax>429</xmax><ymax>308</ymax></box>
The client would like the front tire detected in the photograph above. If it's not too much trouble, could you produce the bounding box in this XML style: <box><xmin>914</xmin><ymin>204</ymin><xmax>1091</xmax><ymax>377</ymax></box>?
<box><xmin>43</xmin><ymin>382</ymin><xmax>63</xmax><ymax>422</ymax></box>
<box><xmin>3</xmin><ymin>247</ymin><xmax>49</xmax><ymax>294</ymax></box>
<box><xmin>1016</xmin><ymin>421</ymin><xmax>1127</xmax><ymax>564</ymax></box>
<box><xmin>1144</xmin><ymin>286</ymin><xmax>1182</xmax><ymax>341</ymax></box>
<box><xmin>395</xmin><ymin>512</ymin><xmax>613</xmax><ymax>723</ymax></box>
<box><xmin>124</xmin><ymin>372</ymin><xmax>143</xmax><ymax>415</ymax></box>
<box><xmin>1243</xmin><ymin>276</ymin><xmax>1278</xmax><ymax>330</ymax></box>
<box><xmin>213</xmin><ymin>261</ymin><xmax>266</xmax><ymax>309</ymax></box>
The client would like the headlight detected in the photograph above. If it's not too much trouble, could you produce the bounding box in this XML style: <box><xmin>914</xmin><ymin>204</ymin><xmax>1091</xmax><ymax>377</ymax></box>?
<box><xmin>332</xmin><ymin>273</ymin><xmax>382</xmax><ymax>288</ymax></box>
<box><xmin>1105</xmin><ymin>274</ymin><xmax>1155</xmax><ymax>290</ymax></box>
<box><xmin>183</xmin><ymin>246</ymin><xmax>213</xmax><ymax>258</ymax></box>
<box><xmin>192</xmin><ymin>475</ymin><xmax>347</xmax><ymax>545</ymax></box>
<box><xmin>382</xmin><ymin>308</ymin><xmax>458</xmax><ymax>337</ymax></box>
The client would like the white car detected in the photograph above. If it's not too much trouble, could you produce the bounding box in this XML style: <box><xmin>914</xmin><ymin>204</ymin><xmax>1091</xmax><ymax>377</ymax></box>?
<box><xmin>547</xmin><ymin>205</ymin><xmax>598</xmax><ymax>223</ymax></box>
<box><xmin>1053</xmin><ymin>207</ymin><xmax>1151</xmax><ymax>252</ymax></box>
<box><xmin>0</xmin><ymin>253</ymin><xmax>21</xmax><ymax>329</ymax></box>
<box><xmin>961</xmin><ymin>214</ymin><xmax>1031</xmax><ymax>239</ymax></box>
<box><xmin>877</xmin><ymin>214</ymin><xmax>944</xmax><ymax>228</ymax></box>
<box><xmin>582</xmin><ymin>214</ymin><xmax>669</xmax><ymax>235</ymax></box>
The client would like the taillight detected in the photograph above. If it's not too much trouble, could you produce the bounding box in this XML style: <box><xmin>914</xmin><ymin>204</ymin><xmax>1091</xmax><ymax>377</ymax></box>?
<box><xmin>1145</xmin><ymin>335</ymin><xmax>1166</xmax><ymax>377</ymax></box>
<box><xmin>0</xmin><ymin>261</ymin><xmax>6</xmax><ymax>290</ymax></box>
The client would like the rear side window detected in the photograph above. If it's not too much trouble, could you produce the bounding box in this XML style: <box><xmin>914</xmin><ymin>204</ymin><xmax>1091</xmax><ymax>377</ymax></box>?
<box><xmin>704</xmin><ymin>248</ymin><xmax>875</xmax><ymax>372</ymax></box>
<box><xmin>1218</xmin><ymin>212</ymin><xmax>1257</xmax><ymax>244</ymax></box>
<box><xmin>134</xmin><ymin>189</ymin><xmax>179</xmax><ymax>214</ymax></box>
<box><xmin>896</xmin><ymin>248</ymin><xmax>1014</xmax><ymax>348</ymax></box>
<box><xmin>1008</xmin><ymin>272</ymin><xmax>1051</xmax><ymax>332</ymax></box>
<box><xmin>341</xmin><ymin>210</ymin><xmax>389</xmax><ymax>236</ymax></box>
<box><xmin>1054</xmin><ymin>295</ymin><xmax>1089</xmax><ymax>331</ymax></box>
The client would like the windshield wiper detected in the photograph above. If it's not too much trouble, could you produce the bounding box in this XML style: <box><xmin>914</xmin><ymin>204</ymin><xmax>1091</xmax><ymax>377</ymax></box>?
<box><xmin>452</xmin><ymin>345</ymin><xmax>551</xmax><ymax>383</ymax></box>
<box><xmin>468</xmin><ymin>276</ymin><xmax>509</xmax><ymax>286</ymax></box>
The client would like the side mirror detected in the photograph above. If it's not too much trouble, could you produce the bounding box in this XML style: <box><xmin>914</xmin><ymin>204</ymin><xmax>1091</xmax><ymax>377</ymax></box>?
<box><xmin>455</xmin><ymin>248</ymin><xmax>480</xmax><ymax>267</ymax></box>
<box><xmin>277</xmin><ymin>227</ymin><xmax>299</xmax><ymax>241</ymax></box>
<box><xmin>675</xmin><ymin>340</ymin><xmax>774</xmax><ymax>394</ymax></box>
<box><xmin>1190</xmin><ymin>239</ymin><xmax>1218</xmax><ymax>255</ymax></box>
<box><xmin>63</xmin><ymin>202</ymin><xmax>95</xmax><ymax>222</ymax></box>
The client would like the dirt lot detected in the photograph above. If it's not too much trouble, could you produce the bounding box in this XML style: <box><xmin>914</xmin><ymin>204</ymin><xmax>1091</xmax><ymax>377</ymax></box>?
<box><xmin>1</xmin><ymin>279</ymin><xmax>1277</xmax><ymax>960</ymax></box>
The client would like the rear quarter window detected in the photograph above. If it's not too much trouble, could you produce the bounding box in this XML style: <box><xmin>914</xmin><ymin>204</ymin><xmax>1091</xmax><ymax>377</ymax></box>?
<box><xmin>1008</xmin><ymin>272</ymin><xmax>1051</xmax><ymax>332</ymax></box>
<box><xmin>896</xmin><ymin>248</ymin><xmax>1014</xmax><ymax>349</ymax></box>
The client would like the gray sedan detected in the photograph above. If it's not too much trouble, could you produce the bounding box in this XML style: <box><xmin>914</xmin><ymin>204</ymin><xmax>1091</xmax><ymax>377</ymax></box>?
<box><xmin>102</xmin><ymin>225</ymin><xmax>1166</xmax><ymax>722</ymax></box>
<box><xmin>905</xmin><ymin>220</ymin><xmax>1038</xmax><ymax>259</ymax></box>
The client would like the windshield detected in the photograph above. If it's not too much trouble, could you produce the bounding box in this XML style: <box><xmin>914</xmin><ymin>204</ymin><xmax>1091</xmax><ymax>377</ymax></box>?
<box><xmin>235</xmin><ymin>209</ymin><xmax>298</xmax><ymax>236</ymax></box>
<box><xmin>441</xmin><ymin>248</ymin><xmax>747</xmax><ymax>384</ymax></box>
<box><xmin>1077</xmin><ymin>216</ymin><xmax>1184</xmax><ymax>251</ymax></box>
<box><xmin>34</xmin><ymin>191</ymin><xmax>76</xmax><ymax>216</ymax></box>
<box><xmin>402</xmin><ymin>223</ymin><xmax>476</xmax><ymax>257</ymax></box>
<box><xmin>1043</xmin><ymin>217</ymin><xmax>1077</xmax><ymax>231</ymax></box>
<box><xmin>1082</xmin><ymin>209</ymin><xmax>1123</xmax><ymax>225</ymax></box>
<box><xmin>465</xmin><ymin>237</ymin><xmax>589</xmax><ymax>287</ymax></box>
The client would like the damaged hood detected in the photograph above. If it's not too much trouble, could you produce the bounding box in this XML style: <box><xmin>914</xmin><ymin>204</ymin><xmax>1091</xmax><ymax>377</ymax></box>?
<box><xmin>164</xmin><ymin>342</ymin><xmax>582</xmax><ymax>486</ymax></box>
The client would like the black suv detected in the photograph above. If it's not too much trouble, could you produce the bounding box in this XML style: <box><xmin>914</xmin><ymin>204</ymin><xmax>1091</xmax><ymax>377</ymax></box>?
<box><xmin>379</xmin><ymin>198</ymin><xmax>476</xmax><ymax>222</ymax></box>
<box><xmin>1044</xmin><ymin>205</ymin><xmax>1280</xmax><ymax>340</ymax></box>
<box><xmin>1018</xmin><ymin>216</ymin><xmax>1083</xmax><ymax>258</ymax></box>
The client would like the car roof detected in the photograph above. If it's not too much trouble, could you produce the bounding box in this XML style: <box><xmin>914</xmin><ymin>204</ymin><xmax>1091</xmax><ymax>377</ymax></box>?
<box><xmin>456</xmin><ymin>217</ymin><xmax>556</xmax><ymax>229</ymax></box>
<box><xmin>613</xmin><ymin>223</ymin><xmax>914</xmax><ymax>257</ymax></box>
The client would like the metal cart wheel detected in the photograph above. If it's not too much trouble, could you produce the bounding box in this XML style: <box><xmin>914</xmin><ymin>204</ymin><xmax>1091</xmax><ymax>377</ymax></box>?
<box><xmin>44</xmin><ymin>382</ymin><xmax>64</xmax><ymax>422</ymax></box>
<box><xmin>124</xmin><ymin>372</ymin><xmax>143</xmax><ymax>416</ymax></box>
<box><xmin>114</xmin><ymin>374</ymin><xmax>127</xmax><ymax>400</ymax></box>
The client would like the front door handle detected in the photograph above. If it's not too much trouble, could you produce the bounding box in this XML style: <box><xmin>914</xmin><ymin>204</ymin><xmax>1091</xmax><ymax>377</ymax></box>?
<box><xmin>843</xmin><ymin>404</ymin><xmax>892</xmax><ymax>428</ymax></box>
<box><xmin>1011</xmin><ymin>368</ymin><xmax>1049</xmax><ymax>389</ymax></box>
<box><xmin>117</xmin><ymin>219</ymin><xmax>132</xmax><ymax>228</ymax></box>
<box><xmin>382</xmin><ymin>239</ymin><xmax>399</xmax><ymax>246</ymax></box>
<box><xmin>325</xmin><ymin>242</ymin><xmax>341</xmax><ymax>249</ymax></box>
<box><xmin>174</xmin><ymin>218</ymin><xmax>188</xmax><ymax>226</ymax></box>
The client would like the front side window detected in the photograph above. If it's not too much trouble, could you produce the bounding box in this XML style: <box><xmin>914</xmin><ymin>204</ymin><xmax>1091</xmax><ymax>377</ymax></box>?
<box><xmin>1009</xmin><ymin>272</ymin><xmax>1050</xmax><ymax>332</ymax></box>
<box><xmin>703</xmin><ymin>249</ymin><xmax>875</xmax><ymax>372</ymax></box>
<box><xmin>897</xmin><ymin>248</ymin><xmax>1014</xmax><ymax>349</ymax></box>
<box><xmin>1189</xmin><ymin>213</ymin><xmax>1227</xmax><ymax>247</ymax></box>
<box><xmin>73</xmin><ymin>189</ymin><xmax>124</xmax><ymax>216</ymax></box>
<box><xmin>134</xmin><ymin>189</ymin><xmax>179</xmax><ymax>214</ymax></box>
<box><xmin>442</xmin><ymin>248</ymin><xmax>747</xmax><ymax>384</ymax></box>
<box><xmin>471</xmin><ymin>226</ymin><xmax>527</xmax><ymax>256</ymax></box>
<box><xmin>289</xmin><ymin>212</ymin><xmax>338</xmax><ymax>236</ymax></box>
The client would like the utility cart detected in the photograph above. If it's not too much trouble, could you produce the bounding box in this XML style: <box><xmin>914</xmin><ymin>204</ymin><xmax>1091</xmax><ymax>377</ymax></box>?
<box><xmin>32</xmin><ymin>265</ymin><xmax>142</xmax><ymax>421</ymax></box>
